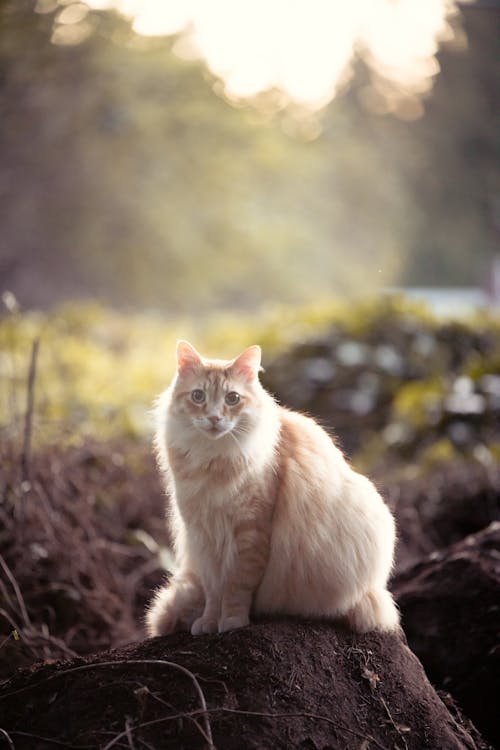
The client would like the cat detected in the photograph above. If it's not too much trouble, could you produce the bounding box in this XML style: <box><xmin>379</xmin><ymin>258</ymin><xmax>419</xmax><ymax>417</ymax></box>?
<box><xmin>145</xmin><ymin>340</ymin><xmax>399</xmax><ymax>637</ymax></box>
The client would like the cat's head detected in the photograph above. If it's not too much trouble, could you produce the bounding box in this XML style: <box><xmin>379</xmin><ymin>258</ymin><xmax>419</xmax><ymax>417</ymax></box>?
<box><xmin>169</xmin><ymin>340</ymin><xmax>264</xmax><ymax>440</ymax></box>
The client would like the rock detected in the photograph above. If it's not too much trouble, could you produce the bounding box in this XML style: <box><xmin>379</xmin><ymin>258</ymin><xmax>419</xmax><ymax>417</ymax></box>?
<box><xmin>0</xmin><ymin>619</ymin><xmax>491</xmax><ymax>750</ymax></box>
<box><xmin>392</xmin><ymin>523</ymin><xmax>500</xmax><ymax>748</ymax></box>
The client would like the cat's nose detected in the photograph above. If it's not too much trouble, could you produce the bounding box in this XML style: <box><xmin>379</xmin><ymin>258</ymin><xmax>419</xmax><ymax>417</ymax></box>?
<box><xmin>208</xmin><ymin>415</ymin><xmax>221</xmax><ymax>425</ymax></box>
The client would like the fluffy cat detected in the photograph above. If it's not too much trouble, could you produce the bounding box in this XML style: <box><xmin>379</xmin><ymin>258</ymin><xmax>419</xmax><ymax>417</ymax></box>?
<box><xmin>146</xmin><ymin>341</ymin><xmax>399</xmax><ymax>637</ymax></box>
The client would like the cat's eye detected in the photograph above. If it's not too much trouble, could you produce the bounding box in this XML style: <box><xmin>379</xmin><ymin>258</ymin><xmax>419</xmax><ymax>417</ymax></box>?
<box><xmin>191</xmin><ymin>389</ymin><xmax>206</xmax><ymax>404</ymax></box>
<box><xmin>225</xmin><ymin>391</ymin><xmax>240</xmax><ymax>406</ymax></box>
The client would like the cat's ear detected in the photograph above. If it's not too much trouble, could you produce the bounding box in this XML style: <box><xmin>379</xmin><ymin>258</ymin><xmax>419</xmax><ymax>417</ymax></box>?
<box><xmin>176</xmin><ymin>340</ymin><xmax>202</xmax><ymax>375</ymax></box>
<box><xmin>231</xmin><ymin>345</ymin><xmax>262</xmax><ymax>382</ymax></box>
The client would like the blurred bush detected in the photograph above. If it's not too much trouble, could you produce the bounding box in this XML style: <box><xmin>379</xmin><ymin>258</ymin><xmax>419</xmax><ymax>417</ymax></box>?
<box><xmin>1</xmin><ymin>296</ymin><xmax>499</xmax><ymax>476</ymax></box>
<box><xmin>0</xmin><ymin>297</ymin><xmax>342</xmax><ymax>446</ymax></box>
<box><xmin>262</xmin><ymin>297</ymin><xmax>500</xmax><ymax>473</ymax></box>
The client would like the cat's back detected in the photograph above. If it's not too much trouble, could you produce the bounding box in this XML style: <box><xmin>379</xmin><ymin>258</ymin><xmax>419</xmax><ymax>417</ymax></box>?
<box><xmin>256</xmin><ymin>403</ymin><xmax>395</xmax><ymax>617</ymax></box>
<box><xmin>276</xmin><ymin>405</ymin><xmax>345</xmax><ymax>473</ymax></box>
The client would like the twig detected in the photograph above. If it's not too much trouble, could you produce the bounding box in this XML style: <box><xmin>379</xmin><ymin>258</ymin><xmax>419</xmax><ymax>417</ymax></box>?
<box><xmin>136</xmin><ymin>738</ymin><xmax>155</xmax><ymax>750</ymax></box>
<box><xmin>124</xmin><ymin>718</ymin><xmax>136</xmax><ymax>750</ymax></box>
<box><xmin>0</xmin><ymin>632</ymin><xmax>15</xmax><ymax>653</ymax></box>
<box><xmin>0</xmin><ymin>608</ymin><xmax>78</xmax><ymax>662</ymax></box>
<box><xmin>0</xmin><ymin>579</ymin><xmax>16</xmax><ymax>617</ymax></box>
<box><xmin>21</xmin><ymin>338</ymin><xmax>39</xmax><ymax>486</ymax></box>
<box><xmin>379</xmin><ymin>695</ymin><xmax>409</xmax><ymax>750</ymax></box>
<box><xmin>6</xmin><ymin>730</ymin><xmax>93</xmax><ymax>748</ymax></box>
<box><xmin>0</xmin><ymin>659</ymin><xmax>215</xmax><ymax>750</ymax></box>
<box><xmin>3</xmin><ymin>291</ymin><xmax>21</xmax><ymax>439</ymax></box>
<box><xmin>213</xmin><ymin>707</ymin><xmax>386</xmax><ymax>748</ymax></box>
<box><xmin>101</xmin><ymin>712</ymin><xmax>212</xmax><ymax>750</ymax></box>
<box><xmin>101</xmin><ymin>706</ymin><xmax>386</xmax><ymax>750</ymax></box>
<box><xmin>0</xmin><ymin>554</ymin><xmax>31</xmax><ymax>628</ymax></box>
<box><xmin>0</xmin><ymin>728</ymin><xmax>15</xmax><ymax>750</ymax></box>
<box><xmin>147</xmin><ymin>688</ymin><xmax>212</xmax><ymax>745</ymax></box>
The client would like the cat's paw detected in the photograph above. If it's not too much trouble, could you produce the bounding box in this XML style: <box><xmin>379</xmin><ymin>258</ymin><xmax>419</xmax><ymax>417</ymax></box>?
<box><xmin>146</xmin><ymin>602</ymin><xmax>183</xmax><ymax>637</ymax></box>
<box><xmin>345</xmin><ymin>588</ymin><xmax>400</xmax><ymax>633</ymax></box>
<box><xmin>218</xmin><ymin>614</ymin><xmax>250</xmax><ymax>633</ymax></box>
<box><xmin>191</xmin><ymin>616</ymin><xmax>218</xmax><ymax>636</ymax></box>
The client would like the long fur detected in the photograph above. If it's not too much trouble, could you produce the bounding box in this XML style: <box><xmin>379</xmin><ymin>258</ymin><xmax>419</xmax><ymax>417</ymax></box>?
<box><xmin>145</xmin><ymin>342</ymin><xmax>399</xmax><ymax>637</ymax></box>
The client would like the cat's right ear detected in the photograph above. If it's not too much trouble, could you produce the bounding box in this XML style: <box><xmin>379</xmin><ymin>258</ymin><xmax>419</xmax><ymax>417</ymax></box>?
<box><xmin>231</xmin><ymin>345</ymin><xmax>262</xmax><ymax>382</ymax></box>
<box><xmin>176</xmin><ymin>340</ymin><xmax>202</xmax><ymax>375</ymax></box>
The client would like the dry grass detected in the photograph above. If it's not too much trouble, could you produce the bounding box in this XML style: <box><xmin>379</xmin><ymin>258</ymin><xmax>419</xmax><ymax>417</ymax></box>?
<box><xmin>0</xmin><ymin>439</ymin><xmax>168</xmax><ymax>676</ymax></box>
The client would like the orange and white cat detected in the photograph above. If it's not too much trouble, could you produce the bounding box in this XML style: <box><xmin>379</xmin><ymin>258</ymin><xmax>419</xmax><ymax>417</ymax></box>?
<box><xmin>146</xmin><ymin>341</ymin><xmax>399</xmax><ymax>637</ymax></box>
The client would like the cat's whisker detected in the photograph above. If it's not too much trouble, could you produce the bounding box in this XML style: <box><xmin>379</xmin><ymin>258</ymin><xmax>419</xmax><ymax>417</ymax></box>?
<box><xmin>227</xmin><ymin>429</ymin><xmax>249</xmax><ymax>460</ymax></box>
<box><xmin>233</xmin><ymin>424</ymin><xmax>252</xmax><ymax>438</ymax></box>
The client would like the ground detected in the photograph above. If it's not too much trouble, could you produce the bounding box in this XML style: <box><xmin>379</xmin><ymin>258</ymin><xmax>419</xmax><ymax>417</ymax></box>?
<box><xmin>0</xmin><ymin>431</ymin><xmax>498</xmax><ymax>748</ymax></box>
<box><xmin>0</xmin><ymin>619</ymin><xmax>492</xmax><ymax>750</ymax></box>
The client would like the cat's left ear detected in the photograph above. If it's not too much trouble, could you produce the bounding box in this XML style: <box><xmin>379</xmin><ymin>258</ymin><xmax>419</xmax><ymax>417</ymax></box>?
<box><xmin>231</xmin><ymin>345</ymin><xmax>262</xmax><ymax>382</ymax></box>
<box><xmin>176</xmin><ymin>340</ymin><xmax>203</xmax><ymax>375</ymax></box>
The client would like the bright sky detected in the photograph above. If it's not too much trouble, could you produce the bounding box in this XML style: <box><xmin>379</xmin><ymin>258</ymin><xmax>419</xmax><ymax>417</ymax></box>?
<box><xmin>71</xmin><ymin>0</ymin><xmax>463</xmax><ymax>110</ymax></box>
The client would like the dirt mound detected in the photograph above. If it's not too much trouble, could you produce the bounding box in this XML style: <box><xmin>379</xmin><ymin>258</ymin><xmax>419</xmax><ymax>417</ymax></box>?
<box><xmin>0</xmin><ymin>619</ymin><xmax>491</xmax><ymax>750</ymax></box>
<box><xmin>393</xmin><ymin>522</ymin><xmax>500</xmax><ymax>748</ymax></box>
<box><xmin>385</xmin><ymin>461</ymin><xmax>500</xmax><ymax>568</ymax></box>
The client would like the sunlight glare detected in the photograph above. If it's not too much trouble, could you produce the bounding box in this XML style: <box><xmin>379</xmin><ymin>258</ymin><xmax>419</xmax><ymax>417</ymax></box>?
<box><xmin>82</xmin><ymin>0</ymin><xmax>461</xmax><ymax>110</ymax></box>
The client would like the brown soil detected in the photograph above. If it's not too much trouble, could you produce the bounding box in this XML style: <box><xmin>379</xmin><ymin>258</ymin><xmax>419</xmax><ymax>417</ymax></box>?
<box><xmin>392</xmin><ymin>522</ymin><xmax>500</xmax><ymax>748</ymax></box>
<box><xmin>1</xmin><ymin>439</ymin><xmax>498</xmax><ymax>749</ymax></box>
<box><xmin>385</xmin><ymin>462</ymin><xmax>500</xmax><ymax>569</ymax></box>
<box><xmin>0</xmin><ymin>618</ymin><xmax>492</xmax><ymax>750</ymax></box>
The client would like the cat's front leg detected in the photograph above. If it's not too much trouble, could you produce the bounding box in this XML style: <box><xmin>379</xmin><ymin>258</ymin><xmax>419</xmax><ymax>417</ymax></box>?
<box><xmin>145</xmin><ymin>572</ymin><xmax>204</xmax><ymax>637</ymax></box>
<box><xmin>191</xmin><ymin>588</ymin><xmax>220</xmax><ymax>635</ymax></box>
<box><xmin>219</xmin><ymin>589</ymin><xmax>252</xmax><ymax>632</ymax></box>
<box><xmin>218</xmin><ymin>521</ymin><xmax>270</xmax><ymax>633</ymax></box>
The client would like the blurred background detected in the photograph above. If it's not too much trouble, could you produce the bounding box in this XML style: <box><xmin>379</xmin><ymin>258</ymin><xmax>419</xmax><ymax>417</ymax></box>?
<box><xmin>1</xmin><ymin>0</ymin><xmax>499</xmax><ymax>312</ymax></box>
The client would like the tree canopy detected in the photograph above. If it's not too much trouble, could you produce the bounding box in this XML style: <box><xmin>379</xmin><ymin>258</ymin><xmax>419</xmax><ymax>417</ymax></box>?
<box><xmin>0</xmin><ymin>1</ymin><xmax>497</xmax><ymax>312</ymax></box>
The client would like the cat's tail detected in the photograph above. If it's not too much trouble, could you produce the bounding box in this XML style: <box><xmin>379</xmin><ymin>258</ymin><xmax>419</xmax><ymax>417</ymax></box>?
<box><xmin>345</xmin><ymin>587</ymin><xmax>400</xmax><ymax>633</ymax></box>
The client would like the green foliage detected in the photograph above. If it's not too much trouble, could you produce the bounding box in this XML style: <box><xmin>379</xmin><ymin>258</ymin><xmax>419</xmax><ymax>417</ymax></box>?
<box><xmin>419</xmin><ymin>438</ymin><xmax>457</xmax><ymax>468</ymax></box>
<box><xmin>259</xmin><ymin>296</ymin><xmax>500</xmax><ymax>475</ymax></box>
<box><xmin>392</xmin><ymin>378</ymin><xmax>447</xmax><ymax>429</ymax></box>
<box><xmin>0</xmin><ymin>299</ymin><xmax>354</xmax><ymax>445</ymax></box>
<box><xmin>3</xmin><ymin>296</ymin><xmax>498</xmax><ymax>466</ymax></box>
<box><xmin>1</xmin><ymin>303</ymin><xmax>176</xmax><ymax>444</ymax></box>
